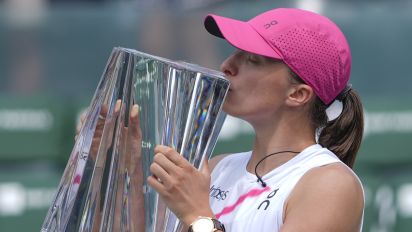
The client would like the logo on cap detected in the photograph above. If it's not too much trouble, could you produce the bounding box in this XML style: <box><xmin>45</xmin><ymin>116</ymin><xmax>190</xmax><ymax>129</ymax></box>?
<box><xmin>264</xmin><ymin>20</ymin><xmax>278</xmax><ymax>29</ymax></box>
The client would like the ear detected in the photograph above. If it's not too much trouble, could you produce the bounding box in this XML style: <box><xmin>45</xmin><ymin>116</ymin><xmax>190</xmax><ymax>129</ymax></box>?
<box><xmin>285</xmin><ymin>84</ymin><xmax>314</xmax><ymax>107</ymax></box>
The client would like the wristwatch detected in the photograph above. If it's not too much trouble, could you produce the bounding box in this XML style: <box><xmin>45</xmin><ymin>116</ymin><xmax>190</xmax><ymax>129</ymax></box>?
<box><xmin>188</xmin><ymin>217</ymin><xmax>225</xmax><ymax>232</ymax></box>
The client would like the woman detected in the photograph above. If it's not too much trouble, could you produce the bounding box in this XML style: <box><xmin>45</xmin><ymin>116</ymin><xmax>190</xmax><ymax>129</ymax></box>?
<box><xmin>147</xmin><ymin>8</ymin><xmax>365</xmax><ymax>232</ymax></box>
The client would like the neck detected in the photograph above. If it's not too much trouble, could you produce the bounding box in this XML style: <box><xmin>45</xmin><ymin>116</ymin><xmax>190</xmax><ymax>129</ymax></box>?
<box><xmin>246</xmin><ymin>112</ymin><xmax>316</xmax><ymax>176</ymax></box>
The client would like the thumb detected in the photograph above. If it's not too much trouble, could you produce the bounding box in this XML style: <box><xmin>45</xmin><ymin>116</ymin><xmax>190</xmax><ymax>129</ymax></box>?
<box><xmin>130</xmin><ymin>104</ymin><xmax>142</xmax><ymax>140</ymax></box>
<box><xmin>200</xmin><ymin>157</ymin><xmax>211</xmax><ymax>176</ymax></box>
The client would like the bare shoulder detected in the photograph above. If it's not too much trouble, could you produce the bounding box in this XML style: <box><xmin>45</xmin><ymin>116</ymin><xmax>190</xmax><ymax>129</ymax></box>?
<box><xmin>296</xmin><ymin>162</ymin><xmax>364</xmax><ymax>196</ymax></box>
<box><xmin>282</xmin><ymin>163</ymin><xmax>364</xmax><ymax>232</ymax></box>
<box><xmin>209</xmin><ymin>154</ymin><xmax>231</xmax><ymax>172</ymax></box>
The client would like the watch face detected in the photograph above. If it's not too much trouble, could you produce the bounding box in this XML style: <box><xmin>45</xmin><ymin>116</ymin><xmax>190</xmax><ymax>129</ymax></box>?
<box><xmin>192</xmin><ymin>218</ymin><xmax>214</xmax><ymax>232</ymax></box>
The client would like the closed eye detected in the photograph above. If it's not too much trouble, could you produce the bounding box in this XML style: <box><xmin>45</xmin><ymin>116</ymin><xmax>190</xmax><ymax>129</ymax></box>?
<box><xmin>246</xmin><ymin>53</ymin><xmax>261</xmax><ymax>64</ymax></box>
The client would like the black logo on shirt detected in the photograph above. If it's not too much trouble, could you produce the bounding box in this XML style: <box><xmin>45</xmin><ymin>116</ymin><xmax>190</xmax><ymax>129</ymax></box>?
<box><xmin>257</xmin><ymin>188</ymin><xmax>279</xmax><ymax>210</ymax></box>
<box><xmin>210</xmin><ymin>185</ymin><xmax>229</xmax><ymax>201</ymax></box>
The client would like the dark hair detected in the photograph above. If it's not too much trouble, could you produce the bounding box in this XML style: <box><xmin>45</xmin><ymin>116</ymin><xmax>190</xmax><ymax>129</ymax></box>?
<box><xmin>288</xmin><ymin>69</ymin><xmax>364</xmax><ymax>168</ymax></box>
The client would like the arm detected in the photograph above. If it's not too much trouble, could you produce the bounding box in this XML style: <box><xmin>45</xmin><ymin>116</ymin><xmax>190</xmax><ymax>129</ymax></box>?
<box><xmin>281</xmin><ymin>163</ymin><xmax>364</xmax><ymax>232</ymax></box>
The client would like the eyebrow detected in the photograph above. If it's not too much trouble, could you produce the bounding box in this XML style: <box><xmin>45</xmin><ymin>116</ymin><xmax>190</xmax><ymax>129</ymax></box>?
<box><xmin>238</xmin><ymin>50</ymin><xmax>282</xmax><ymax>64</ymax></box>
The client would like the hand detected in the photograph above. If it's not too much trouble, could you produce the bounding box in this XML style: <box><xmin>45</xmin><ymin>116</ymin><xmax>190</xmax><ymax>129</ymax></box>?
<box><xmin>75</xmin><ymin>100</ymin><xmax>122</xmax><ymax>157</ymax></box>
<box><xmin>75</xmin><ymin>102</ymin><xmax>145</xmax><ymax>231</ymax></box>
<box><xmin>147</xmin><ymin>145</ymin><xmax>214</xmax><ymax>226</ymax></box>
<box><xmin>115</xmin><ymin>104</ymin><xmax>145</xmax><ymax>232</ymax></box>
<box><xmin>126</xmin><ymin>104</ymin><xmax>143</xmax><ymax>178</ymax></box>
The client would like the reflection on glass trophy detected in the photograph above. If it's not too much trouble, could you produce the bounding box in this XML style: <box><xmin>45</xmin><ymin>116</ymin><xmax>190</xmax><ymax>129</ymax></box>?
<box><xmin>41</xmin><ymin>47</ymin><xmax>230</xmax><ymax>232</ymax></box>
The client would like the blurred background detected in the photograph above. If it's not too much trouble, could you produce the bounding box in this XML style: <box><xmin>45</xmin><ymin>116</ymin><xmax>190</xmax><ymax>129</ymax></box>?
<box><xmin>0</xmin><ymin>0</ymin><xmax>411</xmax><ymax>231</ymax></box>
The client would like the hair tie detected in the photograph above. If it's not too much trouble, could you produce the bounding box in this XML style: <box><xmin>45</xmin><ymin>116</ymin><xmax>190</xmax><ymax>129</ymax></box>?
<box><xmin>325</xmin><ymin>84</ymin><xmax>352</xmax><ymax>121</ymax></box>
<box><xmin>336</xmin><ymin>84</ymin><xmax>352</xmax><ymax>101</ymax></box>
<box><xmin>326</xmin><ymin>100</ymin><xmax>343</xmax><ymax>121</ymax></box>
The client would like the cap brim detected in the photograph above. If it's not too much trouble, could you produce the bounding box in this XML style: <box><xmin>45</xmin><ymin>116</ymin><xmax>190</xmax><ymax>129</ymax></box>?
<box><xmin>204</xmin><ymin>14</ymin><xmax>282</xmax><ymax>59</ymax></box>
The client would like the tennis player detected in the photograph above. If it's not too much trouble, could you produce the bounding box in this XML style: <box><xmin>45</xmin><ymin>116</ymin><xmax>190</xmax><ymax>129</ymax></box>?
<box><xmin>148</xmin><ymin>8</ymin><xmax>365</xmax><ymax>232</ymax></box>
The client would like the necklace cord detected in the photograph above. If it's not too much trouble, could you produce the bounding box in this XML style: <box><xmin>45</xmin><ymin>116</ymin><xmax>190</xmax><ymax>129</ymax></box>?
<box><xmin>254</xmin><ymin>150</ymin><xmax>300</xmax><ymax>187</ymax></box>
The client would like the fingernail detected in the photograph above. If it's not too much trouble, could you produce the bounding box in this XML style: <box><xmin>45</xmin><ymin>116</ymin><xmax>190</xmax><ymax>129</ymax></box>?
<box><xmin>131</xmin><ymin>104</ymin><xmax>139</xmax><ymax>117</ymax></box>
<box><xmin>115</xmin><ymin>100</ymin><xmax>122</xmax><ymax>111</ymax></box>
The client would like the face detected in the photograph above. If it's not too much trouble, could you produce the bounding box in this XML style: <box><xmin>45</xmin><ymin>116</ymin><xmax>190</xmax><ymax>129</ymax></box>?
<box><xmin>220</xmin><ymin>50</ymin><xmax>294</xmax><ymax>123</ymax></box>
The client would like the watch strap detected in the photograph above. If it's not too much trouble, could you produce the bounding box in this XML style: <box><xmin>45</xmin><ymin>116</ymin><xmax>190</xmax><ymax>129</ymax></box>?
<box><xmin>212</xmin><ymin>218</ymin><xmax>225</xmax><ymax>232</ymax></box>
<box><xmin>188</xmin><ymin>217</ymin><xmax>225</xmax><ymax>232</ymax></box>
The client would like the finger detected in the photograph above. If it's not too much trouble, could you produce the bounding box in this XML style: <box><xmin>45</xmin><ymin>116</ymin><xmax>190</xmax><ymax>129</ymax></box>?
<box><xmin>150</xmin><ymin>162</ymin><xmax>170</xmax><ymax>184</ymax></box>
<box><xmin>96</xmin><ymin>103</ymin><xmax>112</xmax><ymax>128</ymax></box>
<box><xmin>129</xmin><ymin>104</ymin><xmax>142</xmax><ymax>140</ymax></box>
<box><xmin>97</xmin><ymin>100</ymin><xmax>121</xmax><ymax>121</ymax></box>
<box><xmin>153</xmin><ymin>152</ymin><xmax>180</xmax><ymax>175</ymax></box>
<box><xmin>76</xmin><ymin>109</ymin><xmax>88</xmax><ymax>135</ymax></box>
<box><xmin>76</xmin><ymin>121</ymin><xmax>82</xmax><ymax>135</ymax></box>
<box><xmin>99</xmin><ymin>104</ymin><xmax>109</xmax><ymax>119</ymax></box>
<box><xmin>154</xmin><ymin>145</ymin><xmax>187</xmax><ymax>167</ymax></box>
<box><xmin>147</xmin><ymin>175</ymin><xmax>165</xmax><ymax>192</ymax></box>
<box><xmin>94</xmin><ymin>117</ymin><xmax>106</xmax><ymax>133</ymax></box>
<box><xmin>80</xmin><ymin>109</ymin><xmax>87</xmax><ymax>123</ymax></box>
<box><xmin>114</xmin><ymin>99</ymin><xmax>122</xmax><ymax>116</ymax></box>
<box><xmin>200</xmin><ymin>157</ymin><xmax>210</xmax><ymax>176</ymax></box>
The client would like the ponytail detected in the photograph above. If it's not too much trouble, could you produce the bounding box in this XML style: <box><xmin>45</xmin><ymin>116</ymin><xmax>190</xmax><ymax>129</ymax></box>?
<box><xmin>288</xmin><ymin>67</ymin><xmax>364</xmax><ymax>168</ymax></box>
<box><xmin>315</xmin><ymin>90</ymin><xmax>364</xmax><ymax>168</ymax></box>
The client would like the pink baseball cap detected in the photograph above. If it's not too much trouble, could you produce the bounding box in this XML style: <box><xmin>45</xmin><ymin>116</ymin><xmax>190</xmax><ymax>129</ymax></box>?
<box><xmin>204</xmin><ymin>8</ymin><xmax>352</xmax><ymax>105</ymax></box>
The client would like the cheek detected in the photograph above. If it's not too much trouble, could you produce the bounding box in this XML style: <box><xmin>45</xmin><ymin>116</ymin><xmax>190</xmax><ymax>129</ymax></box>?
<box><xmin>222</xmin><ymin>91</ymin><xmax>252</xmax><ymax>117</ymax></box>
<box><xmin>222</xmin><ymin>72</ymin><xmax>289</xmax><ymax>116</ymax></box>
<box><xmin>223</xmin><ymin>88</ymin><xmax>281</xmax><ymax>118</ymax></box>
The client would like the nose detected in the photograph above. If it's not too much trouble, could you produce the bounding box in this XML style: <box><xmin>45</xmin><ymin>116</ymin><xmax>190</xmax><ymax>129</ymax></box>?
<box><xmin>220</xmin><ymin>53</ymin><xmax>238</xmax><ymax>77</ymax></box>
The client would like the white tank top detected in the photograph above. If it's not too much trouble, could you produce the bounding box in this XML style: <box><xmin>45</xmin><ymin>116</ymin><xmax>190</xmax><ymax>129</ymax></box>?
<box><xmin>209</xmin><ymin>144</ymin><xmax>358</xmax><ymax>232</ymax></box>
